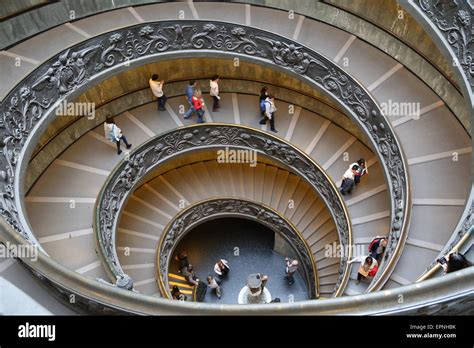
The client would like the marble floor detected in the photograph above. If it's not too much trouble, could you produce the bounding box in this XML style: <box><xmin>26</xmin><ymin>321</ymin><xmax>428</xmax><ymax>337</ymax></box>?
<box><xmin>170</xmin><ymin>218</ymin><xmax>309</xmax><ymax>304</ymax></box>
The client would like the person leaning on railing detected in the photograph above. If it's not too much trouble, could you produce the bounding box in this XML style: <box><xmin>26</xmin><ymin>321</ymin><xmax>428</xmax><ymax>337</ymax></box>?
<box><xmin>437</xmin><ymin>252</ymin><xmax>472</xmax><ymax>274</ymax></box>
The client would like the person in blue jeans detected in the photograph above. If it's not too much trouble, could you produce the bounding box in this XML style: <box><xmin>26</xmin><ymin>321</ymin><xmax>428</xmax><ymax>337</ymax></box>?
<box><xmin>184</xmin><ymin>80</ymin><xmax>197</xmax><ymax>119</ymax></box>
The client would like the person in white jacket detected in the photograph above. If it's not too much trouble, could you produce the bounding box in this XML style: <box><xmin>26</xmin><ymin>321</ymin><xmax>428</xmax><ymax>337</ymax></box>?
<box><xmin>209</xmin><ymin>74</ymin><xmax>220</xmax><ymax>112</ymax></box>
<box><xmin>104</xmin><ymin>116</ymin><xmax>132</xmax><ymax>155</ymax></box>
<box><xmin>149</xmin><ymin>74</ymin><xmax>167</xmax><ymax>111</ymax></box>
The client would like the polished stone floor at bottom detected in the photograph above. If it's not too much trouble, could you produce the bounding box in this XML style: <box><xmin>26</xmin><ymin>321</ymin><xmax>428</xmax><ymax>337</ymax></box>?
<box><xmin>171</xmin><ymin>218</ymin><xmax>309</xmax><ymax>304</ymax></box>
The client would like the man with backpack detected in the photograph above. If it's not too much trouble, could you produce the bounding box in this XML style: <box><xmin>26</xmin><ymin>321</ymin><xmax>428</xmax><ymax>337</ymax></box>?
<box><xmin>259</xmin><ymin>94</ymin><xmax>278</xmax><ymax>133</ymax></box>
<box><xmin>369</xmin><ymin>236</ymin><xmax>388</xmax><ymax>263</ymax></box>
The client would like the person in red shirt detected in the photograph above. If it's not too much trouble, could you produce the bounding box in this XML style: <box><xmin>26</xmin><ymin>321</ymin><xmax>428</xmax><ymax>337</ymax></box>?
<box><xmin>192</xmin><ymin>89</ymin><xmax>205</xmax><ymax>123</ymax></box>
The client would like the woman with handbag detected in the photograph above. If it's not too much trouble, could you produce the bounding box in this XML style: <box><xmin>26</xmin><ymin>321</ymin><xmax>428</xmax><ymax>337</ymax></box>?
<box><xmin>348</xmin><ymin>255</ymin><xmax>378</xmax><ymax>284</ymax></box>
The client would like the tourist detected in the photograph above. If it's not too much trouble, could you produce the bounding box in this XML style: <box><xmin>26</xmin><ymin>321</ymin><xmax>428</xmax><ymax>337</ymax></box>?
<box><xmin>351</xmin><ymin>158</ymin><xmax>369</xmax><ymax>185</ymax></box>
<box><xmin>207</xmin><ymin>275</ymin><xmax>222</xmax><ymax>299</ymax></box>
<box><xmin>438</xmin><ymin>253</ymin><xmax>471</xmax><ymax>274</ymax></box>
<box><xmin>149</xmin><ymin>74</ymin><xmax>167</xmax><ymax>111</ymax></box>
<box><xmin>259</xmin><ymin>94</ymin><xmax>278</xmax><ymax>133</ymax></box>
<box><xmin>192</xmin><ymin>89</ymin><xmax>205</xmax><ymax>124</ymax></box>
<box><xmin>285</xmin><ymin>257</ymin><xmax>299</xmax><ymax>285</ymax></box>
<box><xmin>214</xmin><ymin>259</ymin><xmax>230</xmax><ymax>277</ymax></box>
<box><xmin>340</xmin><ymin>165</ymin><xmax>358</xmax><ymax>195</ymax></box>
<box><xmin>171</xmin><ymin>285</ymin><xmax>187</xmax><ymax>301</ymax></box>
<box><xmin>182</xmin><ymin>264</ymin><xmax>199</xmax><ymax>286</ymax></box>
<box><xmin>348</xmin><ymin>255</ymin><xmax>378</xmax><ymax>284</ymax></box>
<box><xmin>369</xmin><ymin>236</ymin><xmax>388</xmax><ymax>263</ymax></box>
<box><xmin>209</xmin><ymin>74</ymin><xmax>220</xmax><ymax>112</ymax></box>
<box><xmin>260</xmin><ymin>274</ymin><xmax>269</xmax><ymax>291</ymax></box>
<box><xmin>259</xmin><ymin>86</ymin><xmax>268</xmax><ymax>117</ymax></box>
<box><xmin>184</xmin><ymin>80</ymin><xmax>197</xmax><ymax>119</ymax></box>
<box><xmin>103</xmin><ymin>115</ymin><xmax>132</xmax><ymax>155</ymax></box>
<box><xmin>176</xmin><ymin>251</ymin><xmax>190</xmax><ymax>273</ymax></box>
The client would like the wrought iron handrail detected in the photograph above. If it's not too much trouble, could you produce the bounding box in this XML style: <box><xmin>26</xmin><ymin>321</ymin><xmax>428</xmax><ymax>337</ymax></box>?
<box><xmin>402</xmin><ymin>0</ymin><xmax>473</xmax><ymax>100</ymax></box>
<box><xmin>401</xmin><ymin>0</ymin><xmax>474</xmax><ymax>282</ymax></box>
<box><xmin>1</xmin><ymin>217</ymin><xmax>473</xmax><ymax>315</ymax></box>
<box><xmin>156</xmin><ymin>197</ymin><xmax>319</xmax><ymax>299</ymax></box>
<box><xmin>93</xmin><ymin>123</ymin><xmax>351</xmax><ymax>296</ymax></box>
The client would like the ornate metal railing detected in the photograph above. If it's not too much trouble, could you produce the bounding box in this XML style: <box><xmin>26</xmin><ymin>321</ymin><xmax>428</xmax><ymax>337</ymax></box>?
<box><xmin>401</xmin><ymin>0</ymin><xmax>473</xmax><ymax>281</ymax></box>
<box><xmin>94</xmin><ymin>123</ymin><xmax>351</xmax><ymax>296</ymax></box>
<box><xmin>0</xmin><ymin>20</ymin><xmax>409</xmax><ymax>295</ymax></box>
<box><xmin>2</xmin><ymin>217</ymin><xmax>473</xmax><ymax>315</ymax></box>
<box><xmin>404</xmin><ymin>0</ymin><xmax>473</xmax><ymax>98</ymax></box>
<box><xmin>156</xmin><ymin>197</ymin><xmax>319</xmax><ymax>299</ymax></box>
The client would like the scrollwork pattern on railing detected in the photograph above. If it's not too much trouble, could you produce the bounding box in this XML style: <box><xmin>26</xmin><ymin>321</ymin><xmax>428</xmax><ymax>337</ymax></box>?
<box><xmin>157</xmin><ymin>198</ymin><xmax>318</xmax><ymax>299</ymax></box>
<box><xmin>415</xmin><ymin>0</ymin><xmax>473</xmax><ymax>90</ymax></box>
<box><xmin>95</xmin><ymin>124</ymin><xmax>350</xmax><ymax>296</ymax></box>
<box><xmin>1</xmin><ymin>20</ymin><xmax>408</xmax><ymax>293</ymax></box>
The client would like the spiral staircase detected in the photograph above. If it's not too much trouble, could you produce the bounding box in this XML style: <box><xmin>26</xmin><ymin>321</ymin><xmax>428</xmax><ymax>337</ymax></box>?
<box><xmin>0</xmin><ymin>0</ymin><xmax>473</xmax><ymax>315</ymax></box>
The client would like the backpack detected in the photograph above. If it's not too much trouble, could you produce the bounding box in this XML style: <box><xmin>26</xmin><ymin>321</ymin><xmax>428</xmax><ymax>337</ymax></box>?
<box><xmin>368</xmin><ymin>238</ymin><xmax>382</xmax><ymax>253</ymax></box>
<box><xmin>260</xmin><ymin>99</ymin><xmax>266</xmax><ymax>112</ymax></box>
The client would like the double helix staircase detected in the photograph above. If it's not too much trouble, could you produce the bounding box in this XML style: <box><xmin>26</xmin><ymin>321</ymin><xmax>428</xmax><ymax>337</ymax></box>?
<box><xmin>0</xmin><ymin>0</ymin><xmax>471</xmax><ymax>314</ymax></box>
